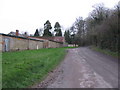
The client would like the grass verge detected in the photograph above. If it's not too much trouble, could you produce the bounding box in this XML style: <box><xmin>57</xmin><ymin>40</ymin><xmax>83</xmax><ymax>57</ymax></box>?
<box><xmin>90</xmin><ymin>46</ymin><xmax>118</xmax><ymax>58</ymax></box>
<box><xmin>0</xmin><ymin>52</ymin><xmax>2</xmax><ymax>90</ymax></box>
<box><xmin>2</xmin><ymin>47</ymin><xmax>72</xmax><ymax>88</ymax></box>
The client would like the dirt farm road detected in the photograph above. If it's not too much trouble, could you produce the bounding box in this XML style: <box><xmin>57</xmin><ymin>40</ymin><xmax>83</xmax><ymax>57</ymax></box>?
<box><xmin>33</xmin><ymin>47</ymin><xmax>119</xmax><ymax>88</ymax></box>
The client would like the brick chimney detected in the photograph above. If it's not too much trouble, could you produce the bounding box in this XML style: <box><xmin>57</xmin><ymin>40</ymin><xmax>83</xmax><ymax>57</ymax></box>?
<box><xmin>16</xmin><ymin>30</ymin><xmax>19</xmax><ymax>36</ymax></box>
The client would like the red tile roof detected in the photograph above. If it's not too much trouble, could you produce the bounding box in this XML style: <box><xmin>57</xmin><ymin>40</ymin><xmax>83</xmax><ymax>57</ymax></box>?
<box><xmin>34</xmin><ymin>36</ymin><xmax>65</xmax><ymax>43</ymax></box>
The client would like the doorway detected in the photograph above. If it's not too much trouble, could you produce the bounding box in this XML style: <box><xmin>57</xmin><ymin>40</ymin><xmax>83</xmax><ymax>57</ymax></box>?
<box><xmin>4</xmin><ymin>38</ymin><xmax>10</xmax><ymax>52</ymax></box>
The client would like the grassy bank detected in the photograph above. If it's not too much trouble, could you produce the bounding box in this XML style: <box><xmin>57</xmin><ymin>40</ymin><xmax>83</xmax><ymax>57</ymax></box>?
<box><xmin>0</xmin><ymin>53</ymin><xmax>2</xmax><ymax>90</ymax></box>
<box><xmin>91</xmin><ymin>46</ymin><xmax>118</xmax><ymax>58</ymax></box>
<box><xmin>2</xmin><ymin>47</ymin><xmax>70</xmax><ymax>88</ymax></box>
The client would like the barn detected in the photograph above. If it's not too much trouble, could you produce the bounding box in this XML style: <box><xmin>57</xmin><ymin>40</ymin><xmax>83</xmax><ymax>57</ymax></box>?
<box><xmin>0</xmin><ymin>33</ymin><xmax>64</xmax><ymax>52</ymax></box>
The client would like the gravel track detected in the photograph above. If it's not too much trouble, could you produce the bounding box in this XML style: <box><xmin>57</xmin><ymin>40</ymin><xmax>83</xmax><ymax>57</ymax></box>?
<box><xmin>32</xmin><ymin>47</ymin><xmax>118</xmax><ymax>88</ymax></box>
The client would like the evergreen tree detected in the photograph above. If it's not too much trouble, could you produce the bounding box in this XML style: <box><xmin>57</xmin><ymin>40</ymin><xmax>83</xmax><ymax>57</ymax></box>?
<box><xmin>64</xmin><ymin>30</ymin><xmax>71</xmax><ymax>44</ymax></box>
<box><xmin>34</xmin><ymin>29</ymin><xmax>39</xmax><ymax>36</ymax></box>
<box><xmin>58</xmin><ymin>29</ymin><xmax>62</xmax><ymax>36</ymax></box>
<box><xmin>54</xmin><ymin>22</ymin><xmax>62</xmax><ymax>36</ymax></box>
<box><xmin>43</xmin><ymin>20</ymin><xmax>52</xmax><ymax>36</ymax></box>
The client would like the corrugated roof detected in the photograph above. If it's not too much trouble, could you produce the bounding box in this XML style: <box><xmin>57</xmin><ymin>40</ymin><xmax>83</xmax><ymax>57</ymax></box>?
<box><xmin>0</xmin><ymin>33</ymin><xmax>44</xmax><ymax>42</ymax></box>
<box><xmin>0</xmin><ymin>33</ymin><xmax>63</xmax><ymax>43</ymax></box>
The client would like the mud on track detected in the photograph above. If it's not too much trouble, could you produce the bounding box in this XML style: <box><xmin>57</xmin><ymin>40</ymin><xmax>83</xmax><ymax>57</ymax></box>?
<box><xmin>32</xmin><ymin>47</ymin><xmax>118</xmax><ymax>88</ymax></box>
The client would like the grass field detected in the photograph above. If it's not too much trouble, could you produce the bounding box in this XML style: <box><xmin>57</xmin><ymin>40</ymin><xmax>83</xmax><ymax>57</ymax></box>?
<box><xmin>0</xmin><ymin>52</ymin><xmax>2</xmax><ymax>89</ymax></box>
<box><xmin>2</xmin><ymin>47</ymin><xmax>70</xmax><ymax>88</ymax></box>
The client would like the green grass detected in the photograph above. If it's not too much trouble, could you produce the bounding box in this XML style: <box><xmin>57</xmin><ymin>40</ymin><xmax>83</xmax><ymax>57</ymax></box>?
<box><xmin>0</xmin><ymin>52</ymin><xmax>2</xmax><ymax>90</ymax></box>
<box><xmin>91</xmin><ymin>46</ymin><xmax>118</xmax><ymax>58</ymax></box>
<box><xmin>2</xmin><ymin>47</ymin><xmax>71</xmax><ymax>88</ymax></box>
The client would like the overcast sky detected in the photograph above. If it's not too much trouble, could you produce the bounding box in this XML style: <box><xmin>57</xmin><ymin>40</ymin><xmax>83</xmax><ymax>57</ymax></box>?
<box><xmin>0</xmin><ymin>0</ymin><xmax>119</xmax><ymax>35</ymax></box>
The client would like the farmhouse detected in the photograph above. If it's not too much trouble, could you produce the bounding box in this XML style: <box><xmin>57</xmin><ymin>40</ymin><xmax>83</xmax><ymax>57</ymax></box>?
<box><xmin>0</xmin><ymin>30</ymin><xmax>64</xmax><ymax>52</ymax></box>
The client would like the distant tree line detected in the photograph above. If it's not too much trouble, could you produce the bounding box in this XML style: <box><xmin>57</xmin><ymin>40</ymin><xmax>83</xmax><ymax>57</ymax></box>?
<box><xmin>64</xmin><ymin>3</ymin><xmax>119</xmax><ymax>52</ymax></box>
<box><xmin>34</xmin><ymin>20</ymin><xmax>62</xmax><ymax>37</ymax></box>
